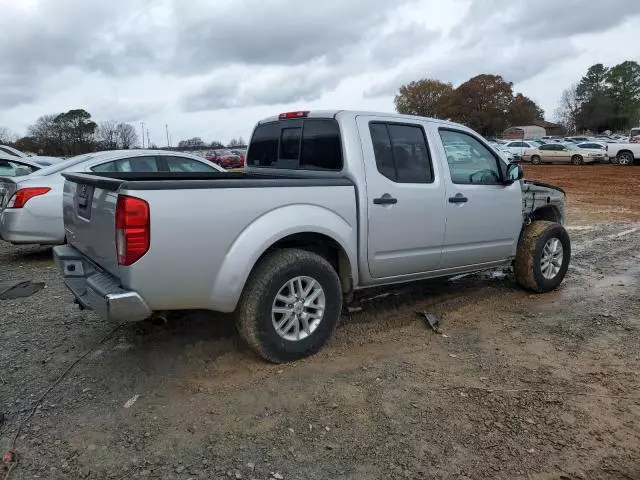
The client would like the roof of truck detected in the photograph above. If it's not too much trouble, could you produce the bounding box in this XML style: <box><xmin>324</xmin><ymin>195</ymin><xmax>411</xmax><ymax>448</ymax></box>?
<box><xmin>257</xmin><ymin>110</ymin><xmax>467</xmax><ymax>130</ymax></box>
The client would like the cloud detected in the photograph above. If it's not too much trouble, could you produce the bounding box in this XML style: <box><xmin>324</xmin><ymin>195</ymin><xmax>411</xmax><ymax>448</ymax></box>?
<box><xmin>1</xmin><ymin>0</ymin><xmax>640</xmax><ymax>143</ymax></box>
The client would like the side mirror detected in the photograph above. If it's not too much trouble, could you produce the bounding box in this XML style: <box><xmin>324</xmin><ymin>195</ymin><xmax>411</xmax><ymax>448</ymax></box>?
<box><xmin>506</xmin><ymin>163</ymin><xmax>524</xmax><ymax>183</ymax></box>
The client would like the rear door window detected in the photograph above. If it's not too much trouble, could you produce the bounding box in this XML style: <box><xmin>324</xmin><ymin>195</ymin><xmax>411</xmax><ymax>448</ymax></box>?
<box><xmin>369</xmin><ymin>122</ymin><xmax>433</xmax><ymax>183</ymax></box>
<box><xmin>248</xmin><ymin>119</ymin><xmax>342</xmax><ymax>170</ymax></box>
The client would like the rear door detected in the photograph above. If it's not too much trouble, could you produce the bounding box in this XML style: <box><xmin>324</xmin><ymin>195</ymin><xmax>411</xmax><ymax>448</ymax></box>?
<box><xmin>436</xmin><ymin>128</ymin><xmax>522</xmax><ymax>269</ymax></box>
<box><xmin>356</xmin><ymin>116</ymin><xmax>446</xmax><ymax>278</ymax></box>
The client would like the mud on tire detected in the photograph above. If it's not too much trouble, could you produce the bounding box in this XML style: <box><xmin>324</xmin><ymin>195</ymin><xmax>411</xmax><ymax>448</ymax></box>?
<box><xmin>514</xmin><ymin>221</ymin><xmax>571</xmax><ymax>293</ymax></box>
<box><xmin>235</xmin><ymin>248</ymin><xmax>342</xmax><ymax>363</ymax></box>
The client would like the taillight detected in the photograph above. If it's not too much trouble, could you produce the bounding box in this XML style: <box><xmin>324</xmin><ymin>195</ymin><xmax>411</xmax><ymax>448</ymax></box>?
<box><xmin>7</xmin><ymin>187</ymin><xmax>51</xmax><ymax>208</ymax></box>
<box><xmin>279</xmin><ymin>111</ymin><xmax>309</xmax><ymax>119</ymax></box>
<box><xmin>115</xmin><ymin>195</ymin><xmax>150</xmax><ymax>266</ymax></box>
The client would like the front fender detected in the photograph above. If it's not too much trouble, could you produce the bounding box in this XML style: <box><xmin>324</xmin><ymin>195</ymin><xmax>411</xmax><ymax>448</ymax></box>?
<box><xmin>209</xmin><ymin>204</ymin><xmax>357</xmax><ymax>312</ymax></box>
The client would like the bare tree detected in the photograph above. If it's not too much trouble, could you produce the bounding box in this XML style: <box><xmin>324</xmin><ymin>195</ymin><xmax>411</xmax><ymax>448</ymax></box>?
<box><xmin>554</xmin><ymin>84</ymin><xmax>580</xmax><ymax>134</ymax></box>
<box><xmin>97</xmin><ymin>120</ymin><xmax>118</xmax><ymax>150</ymax></box>
<box><xmin>115</xmin><ymin>123</ymin><xmax>139</xmax><ymax>149</ymax></box>
<box><xmin>0</xmin><ymin>126</ymin><xmax>18</xmax><ymax>144</ymax></box>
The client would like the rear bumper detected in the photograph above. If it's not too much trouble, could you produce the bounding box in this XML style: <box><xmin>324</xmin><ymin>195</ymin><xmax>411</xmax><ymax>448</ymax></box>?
<box><xmin>0</xmin><ymin>208</ymin><xmax>65</xmax><ymax>245</ymax></box>
<box><xmin>53</xmin><ymin>244</ymin><xmax>151</xmax><ymax>322</ymax></box>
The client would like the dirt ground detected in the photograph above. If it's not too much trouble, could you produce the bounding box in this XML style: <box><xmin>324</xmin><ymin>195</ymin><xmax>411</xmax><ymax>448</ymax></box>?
<box><xmin>1</xmin><ymin>165</ymin><xmax>639</xmax><ymax>480</ymax></box>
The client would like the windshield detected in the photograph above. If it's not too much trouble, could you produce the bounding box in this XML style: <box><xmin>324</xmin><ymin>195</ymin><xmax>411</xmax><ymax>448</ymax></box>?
<box><xmin>34</xmin><ymin>153</ymin><xmax>95</xmax><ymax>175</ymax></box>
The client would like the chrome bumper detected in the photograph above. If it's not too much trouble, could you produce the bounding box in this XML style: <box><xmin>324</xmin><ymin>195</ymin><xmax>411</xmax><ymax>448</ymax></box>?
<box><xmin>53</xmin><ymin>245</ymin><xmax>151</xmax><ymax>322</ymax></box>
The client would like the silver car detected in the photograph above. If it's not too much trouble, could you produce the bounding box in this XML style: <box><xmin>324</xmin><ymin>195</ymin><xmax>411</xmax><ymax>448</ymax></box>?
<box><xmin>0</xmin><ymin>150</ymin><xmax>224</xmax><ymax>245</ymax></box>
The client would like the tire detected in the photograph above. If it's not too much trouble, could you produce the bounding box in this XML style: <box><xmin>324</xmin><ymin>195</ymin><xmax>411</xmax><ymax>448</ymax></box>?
<box><xmin>514</xmin><ymin>221</ymin><xmax>571</xmax><ymax>293</ymax></box>
<box><xmin>617</xmin><ymin>151</ymin><xmax>634</xmax><ymax>166</ymax></box>
<box><xmin>531</xmin><ymin>155</ymin><xmax>541</xmax><ymax>165</ymax></box>
<box><xmin>235</xmin><ymin>248</ymin><xmax>342</xmax><ymax>363</ymax></box>
<box><xmin>571</xmin><ymin>155</ymin><xmax>583</xmax><ymax>165</ymax></box>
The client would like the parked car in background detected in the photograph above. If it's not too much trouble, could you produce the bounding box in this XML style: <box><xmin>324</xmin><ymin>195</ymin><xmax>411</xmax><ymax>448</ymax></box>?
<box><xmin>564</xmin><ymin>136</ymin><xmax>592</xmax><ymax>143</ymax></box>
<box><xmin>529</xmin><ymin>143</ymin><xmax>605</xmax><ymax>165</ymax></box>
<box><xmin>502</xmin><ymin>140</ymin><xmax>541</xmax><ymax>160</ymax></box>
<box><xmin>0</xmin><ymin>155</ymin><xmax>42</xmax><ymax>177</ymax></box>
<box><xmin>487</xmin><ymin>142</ymin><xmax>516</xmax><ymax>163</ymax></box>
<box><xmin>0</xmin><ymin>150</ymin><xmax>224</xmax><ymax>245</ymax></box>
<box><xmin>0</xmin><ymin>145</ymin><xmax>29</xmax><ymax>158</ymax></box>
<box><xmin>230</xmin><ymin>149</ymin><xmax>246</xmax><ymax>167</ymax></box>
<box><xmin>205</xmin><ymin>150</ymin><xmax>243</xmax><ymax>168</ymax></box>
<box><xmin>576</xmin><ymin>142</ymin><xmax>609</xmax><ymax>161</ymax></box>
<box><xmin>607</xmin><ymin>142</ymin><xmax>640</xmax><ymax>166</ymax></box>
<box><xmin>54</xmin><ymin>110</ymin><xmax>569</xmax><ymax>363</ymax></box>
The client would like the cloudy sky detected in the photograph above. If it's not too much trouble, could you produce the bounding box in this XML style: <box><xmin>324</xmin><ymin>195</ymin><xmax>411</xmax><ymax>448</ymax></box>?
<box><xmin>1</xmin><ymin>0</ymin><xmax>640</xmax><ymax>145</ymax></box>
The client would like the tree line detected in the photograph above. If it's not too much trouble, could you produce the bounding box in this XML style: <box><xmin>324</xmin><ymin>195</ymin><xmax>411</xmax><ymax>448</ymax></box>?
<box><xmin>555</xmin><ymin>61</ymin><xmax>640</xmax><ymax>134</ymax></box>
<box><xmin>0</xmin><ymin>109</ymin><xmax>140</xmax><ymax>157</ymax></box>
<box><xmin>394</xmin><ymin>74</ymin><xmax>544</xmax><ymax>137</ymax></box>
<box><xmin>1</xmin><ymin>109</ymin><xmax>247</xmax><ymax>157</ymax></box>
<box><xmin>176</xmin><ymin>136</ymin><xmax>246</xmax><ymax>150</ymax></box>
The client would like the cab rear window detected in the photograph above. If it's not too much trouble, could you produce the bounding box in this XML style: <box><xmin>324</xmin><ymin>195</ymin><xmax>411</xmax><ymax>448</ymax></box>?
<box><xmin>248</xmin><ymin>119</ymin><xmax>343</xmax><ymax>170</ymax></box>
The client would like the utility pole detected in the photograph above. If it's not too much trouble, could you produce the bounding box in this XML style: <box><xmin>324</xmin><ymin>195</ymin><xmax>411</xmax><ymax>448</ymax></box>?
<box><xmin>140</xmin><ymin>122</ymin><xmax>145</xmax><ymax>148</ymax></box>
<box><xmin>147</xmin><ymin>129</ymin><xmax>151</xmax><ymax>149</ymax></box>
<box><xmin>165</xmin><ymin>124</ymin><xmax>170</xmax><ymax>148</ymax></box>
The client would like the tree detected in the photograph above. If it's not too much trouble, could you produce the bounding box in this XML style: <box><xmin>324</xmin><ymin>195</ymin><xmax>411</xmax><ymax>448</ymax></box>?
<box><xmin>576</xmin><ymin>63</ymin><xmax>609</xmax><ymax>101</ymax></box>
<box><xmin>554</xmin><ymin>85</ymin><xmax>580</xmax><ymax>133</ymax></box>
<box><xmin>0</xmin><ymin>127</ymin><xmax>18</xmax><ymax>145</ymax></box>
<box><xmin>508</xmin><ymin>93</ymin><xmax>544</xmax><ymax>126</ymax></box>
<box><xmin>115</xmin><ymin>123</ymin><xmax>138</xmax><ymax>149</ymax></box>
<box><xmin>27</xmin><ymin>114</ymin><xmax>60</xmax><ymax>155</ymax></box>
<box><xmin>177</xmin><ymin>137</ymin><xmax>206</xmax><ymax>149</ymax></box>
<box><xmin>97</xmin><ymin>120</ymin><xmax>119</xmax><ymax>150</ymax></box>
<box><xmin>227</xmin><ymin>137</ymin><xmax>246</xmax><ymax>148</ymax></box>
<box><xmin>210</xmin><ymin>140</ymin><xmax>224</xmax><ymax>149</ymax></box>
<box><xmin>448</xmin><ymin>74</ymin><xmax>515</xmax><ymax>137</ymax></box>
<box><xmin>606</xmin><ymin>60</ymin><xmax>640</xmax><ymax>130</ymax></box>
<box><xmin>53</xmin><ymin>109</ymin><xmax>97</xmax><ymax>155</ymax></box>
<box><xmin>394</xmin><ymin>79</ymin><xmax>454</xmax><ymax>118</ymax></box>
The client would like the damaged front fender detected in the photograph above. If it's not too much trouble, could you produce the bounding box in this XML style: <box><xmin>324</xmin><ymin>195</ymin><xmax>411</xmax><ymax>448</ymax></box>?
<box><xmin>521</xmin><ymin>180</ymin><xmax>566</xmax><ymax>225</ymax></box>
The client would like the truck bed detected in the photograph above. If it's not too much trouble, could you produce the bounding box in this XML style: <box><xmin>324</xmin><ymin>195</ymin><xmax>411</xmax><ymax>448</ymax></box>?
<box><xmin>59</xmin><ymin>171</ymin><xmax>358</xmax><ymax>313</ymax></box>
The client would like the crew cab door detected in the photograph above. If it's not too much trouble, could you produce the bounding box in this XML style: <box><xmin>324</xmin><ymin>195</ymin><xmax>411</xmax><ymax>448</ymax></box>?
<box><xmin>356</xmin><ymin>116</ymin><xmax>446</xmax><ymax>278</ymax></box>
<box><xmin>435</xmin><ymin>128</ymin><xmax>522</xmax><ymax>269</ymax></box>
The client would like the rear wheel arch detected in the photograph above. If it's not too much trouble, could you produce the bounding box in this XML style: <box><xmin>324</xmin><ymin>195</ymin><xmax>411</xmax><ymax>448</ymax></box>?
<box><xmin>253</xmin><ymin>232</ymin><xmax>353</xmax><ymax>297</ymax></box>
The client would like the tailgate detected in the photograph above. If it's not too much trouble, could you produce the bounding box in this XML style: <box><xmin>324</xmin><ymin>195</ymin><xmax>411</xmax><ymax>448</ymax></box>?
<box><xmin>62</xmin><ymin>173</ymin><xmax>123</xmax><ymax>277</ymax></box>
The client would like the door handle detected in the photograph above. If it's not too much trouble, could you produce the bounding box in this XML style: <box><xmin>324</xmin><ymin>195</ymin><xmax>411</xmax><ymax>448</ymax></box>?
<box><xmin>448</xmin><ymin>193</ymin><xmax>468</xmax><ymax>204</ymax></box>
<box><xmin>373</xmin><ymin>194</ymin><xmax>398</xmax><ymax>205</ymax></box>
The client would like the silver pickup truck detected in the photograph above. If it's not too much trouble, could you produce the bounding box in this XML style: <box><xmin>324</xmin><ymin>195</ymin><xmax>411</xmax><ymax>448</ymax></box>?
<box><xmin>53</xmin><ymin>110</ymin><xmax>570</xmax><ymax>363</ymax></box>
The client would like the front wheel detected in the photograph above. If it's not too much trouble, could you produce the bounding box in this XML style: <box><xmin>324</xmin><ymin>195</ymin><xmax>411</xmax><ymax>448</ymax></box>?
<box><xmin>531</xmin><ymin>155</ymin><xmax>541</xmax><ymax>165</ymax></box>
<box><xmin>235</xmin><ymin>249</ymin><xmax>342</xmax><ymax>363</ymax></box>
<box><xmin>571</xmin><ymin>155</ymin><xmax>583</xmax><ymax>165</ymax></box>
<box><xmin>514</xmin><ymin>221</ymin><xmax>571</xmax><ymax>293</ymax></box>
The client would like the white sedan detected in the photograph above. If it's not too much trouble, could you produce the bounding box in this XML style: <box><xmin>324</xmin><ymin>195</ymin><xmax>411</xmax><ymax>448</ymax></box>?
<box><xmin>0</xmin><ymin>150</ymin><xmax>224</xmax><ymax>245</ymax></box>
<box><xmin>502</xmin><ymin>140</ymin><xmax>542</xmax><ymax>160</ymax></box>
<box><xmin>576</xmin><ymin>142</ymin><xmax>609</xmax><ymax>161</ymax></box>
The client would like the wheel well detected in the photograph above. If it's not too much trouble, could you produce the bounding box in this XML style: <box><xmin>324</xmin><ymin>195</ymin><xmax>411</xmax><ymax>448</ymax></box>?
<box><xmin>262</xmin><ymin>232</ymin><xmax>353</xmax><ymax>295</ymax></box>
<box><xmin>617</xmin><ymin>149</ymin><xmax>633</xmax><ymax>157</ymax></box>
<box><xmin>530</xmin><ymin>206</ymin><xmax>562</xmax><ymax>224</ymax></box>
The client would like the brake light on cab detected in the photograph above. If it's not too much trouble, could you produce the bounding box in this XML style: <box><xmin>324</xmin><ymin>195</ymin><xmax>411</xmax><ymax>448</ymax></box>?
<box><xmin>7</xmin><ymin>187</ymin><xmax>51</xmax><ymax>208</ymax></box>
<box><xmin>116</xmin><ymin>195</ymin><xmax>150</xmax><ymax>266</ymax></box>
<box><xmin>279</xmin><ymin>111</ymin><xmax>309</xmax><ymax>120</ymax></box>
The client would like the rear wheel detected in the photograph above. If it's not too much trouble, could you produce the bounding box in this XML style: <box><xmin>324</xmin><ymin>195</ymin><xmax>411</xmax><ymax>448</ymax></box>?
<box><xmin>571</xmin><ymin>155</ymin><xmax>583</xmax><ymax>165</ymax></box>
<box><xmin>531</xmin><ymin>155</ymin><xmax>541</xmax><ymax>165</ymax></box>
<box><xmin>617</xmin><ymin>151</ymin><xmax>634</xmax><ymax>166</ymax></box>
<box><xmin>515</xmin><ymin>221</ymin><xmax>571</xmax><ymax>293</ymax></box>
<box><xmin>236</xmin><ymin>249</ymin><xmax>342</xmax><ymax>363</ymax></box>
